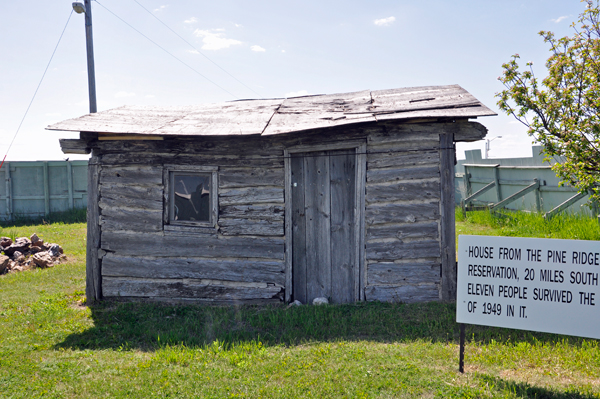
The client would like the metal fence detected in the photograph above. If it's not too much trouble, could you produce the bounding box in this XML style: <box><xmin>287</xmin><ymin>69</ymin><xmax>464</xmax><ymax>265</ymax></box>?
<box><xmin>0</xmin><ymin>161</ymin><xmax>88</xmax><ymax>221</ymax></box>
<box><xmin>455</xmin><ymin>146</ymin><xmax>596</xmax><ymax>216</ymax></box>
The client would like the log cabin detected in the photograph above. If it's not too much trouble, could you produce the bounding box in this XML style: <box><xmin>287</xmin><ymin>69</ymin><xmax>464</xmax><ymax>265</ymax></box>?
<box><xmin>47</xmin><ymin>85</ymin><xmax>495</xmax><ymax>304</ymax></box>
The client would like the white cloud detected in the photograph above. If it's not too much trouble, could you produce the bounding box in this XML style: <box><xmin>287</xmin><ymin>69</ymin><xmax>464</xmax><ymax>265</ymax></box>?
<box><xmin>187</xmin><ymin>49</ymin><xmax>200</xmax><ymax>54</ymax></box>
<box><xmin>374</xmin><ymin>16</ymin><xmax>396</xmax><ymax>26</ymax></box>
<box><xmin>145</xmin><ymin>95</ymin><xmax>156</xmax><ymax>99</ymax></box>
<box><xmin>194</xmin><ymin>29</ymin><xmax>242</xmax><ymax>50</ymax></box>
<box><xmin>551</xmin><ymin>15</ymin><xmax>569</xmax><ymax>23</ymax></box>
<box><xmin>234</xmin><ymin>23</ymin><xmax>243</xmax><ymax>28</ymax></box>
<box><xmin>154</xmin><ymin>5</ymin><xmax>167</xmax><ymax>12</ymax></box>
<box><xmin>281</xmin><ymin>49</ymin><xmax>286</xmax><ymax>53</ymax></box>
<box><xmin>251</xmin><ymin>45</ymin><xmax>266</xmax><ymax>52</ymax></box>
<box><xmin>285</xmin><ymin>90</ymin><xmax>309</xmax><ymax>97</ymax></box>
<box><xmin>184</xmin><ymin>17</ymin><xmax>197</xmax><ymax>24</ymax></box>
<box><xmin>115</xmin><ymin>91</ymin><xmax>136</xmax><ymax>98</ymax></box>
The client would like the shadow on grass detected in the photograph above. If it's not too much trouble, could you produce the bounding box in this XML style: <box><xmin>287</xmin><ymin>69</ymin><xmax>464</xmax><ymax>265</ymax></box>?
<box><xmin>0</xmin><ymin>208</ymin><xmax>86</xmax><ymax>228</ymax></box>
<box><xmin>57</xmin><ymin>300</ymin><xmax>592</xmax><ymax>352</ymax></box>
<box><xmin>472</xmin><ymin>374</ymin><xmax>598</xmax><ymax>399</ymax></box>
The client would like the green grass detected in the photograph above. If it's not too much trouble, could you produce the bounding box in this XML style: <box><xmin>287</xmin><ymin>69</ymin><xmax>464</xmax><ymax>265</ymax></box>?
<box><xmin>1</xmin><ymin>216</ymin><xmax>599</xmax><ymax>398</ymax></box>
<box><xmin>456</xmin><ymin>208</ymin><xmax>600</xmax><ymax>241</ymax></box>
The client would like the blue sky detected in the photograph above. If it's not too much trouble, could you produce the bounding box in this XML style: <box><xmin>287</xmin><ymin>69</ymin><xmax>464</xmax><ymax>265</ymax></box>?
<box><xmin>0</xmin><ymin>0</ymin><xmax>583</xmax><ymax>161</ymax></box>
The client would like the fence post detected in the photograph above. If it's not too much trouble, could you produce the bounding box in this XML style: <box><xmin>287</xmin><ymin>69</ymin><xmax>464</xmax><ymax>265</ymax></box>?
<box><xmin>494</xmin><ymin>165</ymin><xmax>501</xmax><ymax>202</ymax></box>
<box><xmin>66</xmin><ymin>161</ymin><xmax>74</xmax><ymax>209</ymax></box>
<box><xmin>4</xmin><ymin>162</ymin><xmax>11</xmax><ymax>221</ymax></box>
<box><xmin>43</xmin><ymin>162</ymin><xmax>50</xmax><ymax>217</ymax></box>
<box><xmin>534</xmin><ymin>180</ymin><xmax>542</xmax><ymax>213</ymax></box>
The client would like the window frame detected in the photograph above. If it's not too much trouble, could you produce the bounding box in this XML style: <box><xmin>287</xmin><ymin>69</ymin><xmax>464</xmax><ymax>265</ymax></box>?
<box><xmin>163</xmin><ymin>165</ymin><xmax>218</xmax><ymax>230</ymax></box>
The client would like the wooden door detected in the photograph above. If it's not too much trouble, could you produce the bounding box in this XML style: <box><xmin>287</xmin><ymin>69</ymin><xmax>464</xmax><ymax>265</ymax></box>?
<box><xmin>291</xmin><ymin>149</ymin><xmax>356</xmax><ymax>304</ymax></box>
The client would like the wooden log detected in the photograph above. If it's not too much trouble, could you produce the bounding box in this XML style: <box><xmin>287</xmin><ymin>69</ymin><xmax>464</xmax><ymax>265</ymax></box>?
<box><xmin>101</xmin><ymin>231</ymin><xmax>285</xmax><ymax>259</ymax></box>
<box><xmin>367</xmin><ymin>140</ymin><xmax>440</xmax><ymax>154</ymax></box>
<box><xmin>99</xmin><ymin>194</ymin><xmax>163</xmax><ymax>211</ymax></box>
<box><xmin>99</xmin><ymin>206</ymin><xmax>163</xmax><ymax>232</ymax></box>
<box><xmin>219</xmin><ymin>168</ymin><xmax>284</xmax><ymax>188</ymax></box>
<box><xmin>452</xmin><ymin>121</ymin><xmax>487</xmax><ymax>142</ymax></box>
<box><xmin>100</xmin><ymin>165</ymin><xmax>162</xmax><ymax>186</ymax></box>
<box><xmin>218</xmin><ymin>218</ymin><xmax>284</xmax><ymax>236</ymax></box>
<box><xmin>218</xmin><ymin>187</ymin><xmax>284</xmax><ymax>205</ymax></box>
<box><xmin>366</xmin><ymin>166</ymin><xmax>439</xmax><ymax>184</ymax></box>
<box><xmin>59</xmin><ymin>139</ymin><xmax>90</xmax><ymax>155</ymax></box>
<box><xmin>99</xmin><ymin>152</ymin><xmax>284</xmax><ymax>168</ymax></box>
<box><xmin>364</xmin><ymin>284</ymin><xmax>439</xmax><ymax>303</ymax></box>
<box><xmin>220</xmin><ymin>204</ymin><xmax>284</xmax><ymax>221</ymax></box>
<box><xmin>366</xmin><ymin>239</ymin><xmax>441</xmax><ymax>261</ymax></box>
<box><xmin>95</xmin><ymin>137</ymin><xmax>284</xmax><ymax>156</ymax></box>
<box><xmin>367</xmin><ymin>127</ymin><xmax>440</xmax><ymax>144</ymax></box>
<box><xmin>367</xmin><ymin>262</ymin><xmax>440</xmax><ymax>285</ymax></box>
<box><xmin>102</xmin><ymin>254</ymin><xmax>285</xmax><ymax>285</ymax></box>
<box><xmin>103</xmin><ymin>277</ymin><xmax>283</xmax><ymax>301</ymax></box>
<box><xmin>366</xmin><ymin>181</ymin><xmax>440</xmax><ymax>203</ymax></box>
<box><xmin>366</xmin><ymin>222</ymin><xmax>439</xmax><ymax>241</ymax></box>
<box><xmin>366</xmin><ymin>202</ymin><xmax>440</xmax><ymax>225</ymax></box>
<box><xmin>367</xmin><ymin>150</ymin><xmax>439</xmax><ymax>169</ymax></box>
<box><xmin>86</xmin><ymin>158</ymin><xmax>101</xmax><ymax>302</ymax></box>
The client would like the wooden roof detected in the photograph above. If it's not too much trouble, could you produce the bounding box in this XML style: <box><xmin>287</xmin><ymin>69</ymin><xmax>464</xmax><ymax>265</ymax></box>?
<box><xmin>47</xmin><ymin>85</ymin><xmax>496</xmax><ymax>136</ymax></box>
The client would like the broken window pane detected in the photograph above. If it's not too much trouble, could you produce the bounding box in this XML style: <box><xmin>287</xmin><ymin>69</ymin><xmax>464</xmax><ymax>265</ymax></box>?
<box><xmin>171</xmin><ymin>173</ymin><xmax>211</xmax><ymax>222</ymax></box>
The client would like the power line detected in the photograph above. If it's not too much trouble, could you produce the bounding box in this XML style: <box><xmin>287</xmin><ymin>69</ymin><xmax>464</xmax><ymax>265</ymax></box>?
<box><xmin>94</xmin><ymin>0</ymin><xmax>239</xmax><ymax>99</ymax></box>
<box><xmin>131</xmin><ymin>0</ymin><xmax>263</xmax><ymax>98</ymax></box>
<box><xmin>0</xmin><ymin>10</ymin><xmax>74</xmax><ymax>171</ymax></box>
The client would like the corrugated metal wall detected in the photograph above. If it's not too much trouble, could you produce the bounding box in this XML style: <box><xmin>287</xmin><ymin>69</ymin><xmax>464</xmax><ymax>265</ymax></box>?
<box><xmin>0</xmin><ymin>161</ymin><xmax>88</xmax><ymax>221</ymax></box>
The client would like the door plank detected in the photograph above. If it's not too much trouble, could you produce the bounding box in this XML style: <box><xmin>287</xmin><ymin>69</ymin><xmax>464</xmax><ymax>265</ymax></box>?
<box><xmin>291</xmin><ymin>153</ymin><xmax>307</xmax><ymax>303</ymax></box>
<box><xmin>304</xmin><ymin>151</ymin><xmax>332</xmax><ymax>302</ymax></box>
<box><xmin>329</xmin><ymin>150</ymin><xmax>356</xmax><ymax>303</ymax></box>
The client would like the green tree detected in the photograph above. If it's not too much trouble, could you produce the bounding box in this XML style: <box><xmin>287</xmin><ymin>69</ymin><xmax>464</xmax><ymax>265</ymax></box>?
<box><xmin>497</xmin><ymin>0</ymin><xmax>600</xmax><ymax>203</ymax></box>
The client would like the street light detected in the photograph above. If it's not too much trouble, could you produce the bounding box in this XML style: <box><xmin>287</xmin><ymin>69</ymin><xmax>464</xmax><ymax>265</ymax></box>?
<box><xmin>485</xmin><ymin>136</ymin><xmax>502</xmax><ymax>159</ymax></box>
<box><xmin>72</xmin><ymin>0</ymin><xmax>97</xmax><ymax>113</ymax></box>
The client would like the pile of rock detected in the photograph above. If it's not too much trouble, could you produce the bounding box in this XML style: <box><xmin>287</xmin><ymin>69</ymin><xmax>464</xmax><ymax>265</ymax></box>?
<box><xmin>0</xmin><ymin>233</ymin><xmax>65</xmax><ymax>274</ymax></box>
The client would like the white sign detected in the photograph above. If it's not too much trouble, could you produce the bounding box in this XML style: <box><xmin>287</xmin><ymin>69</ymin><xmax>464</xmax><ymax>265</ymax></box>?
<box><xmin>457</xmin><ymin>235</ymin><xmax>600</xmax><ymax>339</ymax></box>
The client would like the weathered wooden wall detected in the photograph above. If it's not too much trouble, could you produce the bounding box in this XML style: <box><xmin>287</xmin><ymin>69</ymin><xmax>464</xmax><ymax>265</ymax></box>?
<box><xmin>86</xmin><ymin>120</ymin><xmax>474</xmax><ymax>303</ymax></box>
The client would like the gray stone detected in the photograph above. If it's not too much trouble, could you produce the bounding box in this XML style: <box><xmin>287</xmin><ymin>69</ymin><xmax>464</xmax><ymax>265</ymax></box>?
<box><xmin>48</xmin><ymin>244</ymin><xmax>62</xmax><ymax>257</ymax></box>
<box><xmin>33</xmin><ymin>252</ymin><xmax>54</xmax><ymax>269</ymax></box>
<box><xmin>312</xmin><ymin>297</ymin><xmax>329</xmax><ymax>305</ymax></box>
<box><xmin>4</xmin><ymin>237</ymin><xmax>31</xmax><ymax>256</ymax></box>
<box><xmin>0</xmin><ymin>237</ymin><xmax>12</xmax><ymax>249</ymax></box>
<box><xmin>0</xmin><ymin>255</ymin><xmax>9</xmax><ymax>274</ymax></box>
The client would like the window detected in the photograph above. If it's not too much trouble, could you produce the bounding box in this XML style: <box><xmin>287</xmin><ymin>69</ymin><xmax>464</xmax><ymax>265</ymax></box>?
<box><xmin>164</xmin><ymin>165</ymin><xmax>218</xmax><ymax>228</ymax></box>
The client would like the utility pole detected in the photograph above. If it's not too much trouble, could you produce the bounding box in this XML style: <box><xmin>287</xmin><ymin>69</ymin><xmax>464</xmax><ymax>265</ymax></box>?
<box><xmin>73</xmin><ymin>1</ymin><xmax>97</xmax><ymax>113</ymax></box>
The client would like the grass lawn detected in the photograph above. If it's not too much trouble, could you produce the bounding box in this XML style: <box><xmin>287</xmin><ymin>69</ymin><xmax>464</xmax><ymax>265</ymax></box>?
<box><xmin>0</xmin><ymin>212</ymin><xmax>599</xmax><ymax>398</ymax></box>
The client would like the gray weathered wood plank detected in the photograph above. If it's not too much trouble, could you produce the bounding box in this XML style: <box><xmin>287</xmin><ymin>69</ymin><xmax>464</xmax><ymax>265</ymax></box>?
<box><xmin>366</xmin><ymin>222</ymin><xmax>439</xmax><ymax>241</ymax></box>
<box><xmin>219</xmin><ymin>168</ymin><xmax>284</xmax><ymax>188</ymax></box>
<box><xmin>366</xmin><ymin>166</ymin><xmax>439</xmax><ymax>183</ymax></box>
<box><xmin>99</xmin><ymin>206</ymin><xmax>163</xmax><ymax>232</ymax></box>
<box><xmin>367</xmin><ymin>140</ymin><xmax>440</xmax><ymax>154</ymax></box>
<box><xmin>218</xmin><ymin>217</ymin><xmax>284</xmax><ymax>236</ymax></box>
<box><xmin>220</xmin><ymin>204</ymin><xmax>284</xmax><ymax>221</ymax></box>
<box><xmin>101</xmin><ymin>231</ymin><xmax>285</xmax><ymax>259</ymax></box>
<box><xmin>99</xmin><ymin>152</ymin><xmax>284</xmax><ymax>168</ymax></box>
<box><xmin>366</xmin><ymin>181</ymin><xmax>440</xmax><ymax>203</ymax></box>
<box><xmin>364</xmin><ymin>284</ymin><xmax>440</xmax><ymax>303</ymax></box>
<box><xmin>86</xmin><ymin>158</ymin><xmax>101</xmax><ymax>302</ymax></box>
<box><xmin>367</xmin><ymin>151</ymin><xmax>439</xmax><ymax>169</ymax></box>
<box><xmin>439</xmin><ymin>132</ymin><xmax>457</xmax><ymax>301</ymax></box>
<box><xmin>290</xmin><ymin>153</ymin><xmax>307</xmax><ymax>304</ymax></box>
<box><xmin>305</xmin><ymin>151</ymin><xmax>332</xmax><ymax>302</ymax></box>
<box><xmin>330</xmin><ymin>150</ymin><xmax>355</xmax><ymax>303</ymax></box>
<box><xmin>103</xmin><ymin>277</ymin><xmax>283</xmax><ymax>300</ymax></box>
<box><xmin>100</xmin><ymin>165</ymin><xmax>163</xmax><ymax>186</ymax></box>
<box><xmin>366</xmin><ymin>202</ymin><xmax>440</xmax><ymax>225</ymax></box>
<box><xmin>102</xmin><ymin>254</ymin><xmax>285</xmax><ymax>285</ymax></box>
<box><xmin>366</xmin><ymin>239</ymin><xmax>441</xmax><ymax>261</ymax></box>
<box><xmin>218</xmin><ymin>187</ymin><xmax>284</xmax><ymax>205</ymax></box>
<box><xmin>59</xmin><ymin>139</ymin><xmax>90</xmax><ymax>154</ymax></box>
<box><xmin>367</xmin><ymin>262</ymin><xmax>440</xmax><ymax>285</ymax></box>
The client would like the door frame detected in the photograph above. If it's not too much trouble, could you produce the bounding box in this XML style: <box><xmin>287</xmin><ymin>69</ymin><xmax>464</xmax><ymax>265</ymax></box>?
<box><xmin>284</xmin><ymin>140</ymin><xmax>367</xmax><ymax>302</ymax></box>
